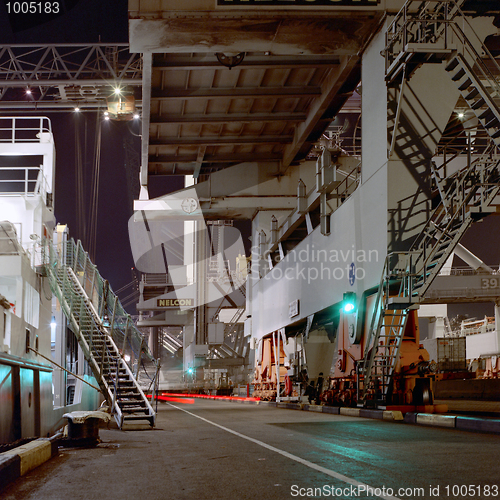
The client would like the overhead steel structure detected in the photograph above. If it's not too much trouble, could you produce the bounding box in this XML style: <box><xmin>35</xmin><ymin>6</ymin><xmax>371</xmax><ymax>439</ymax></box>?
<box><xmin>129</xmin><ymin>0</ymin><xmax>500</xmax><ymax>404</ymax></box>
<box><xmin>129</xmin><ymin>1</ymin><xmax>384</xmax><ymax>187</ymax></box>
<box><xmin>0</xmin><ymin>44</ymin><xmax>142</xmax><ymax>110</ymax></box>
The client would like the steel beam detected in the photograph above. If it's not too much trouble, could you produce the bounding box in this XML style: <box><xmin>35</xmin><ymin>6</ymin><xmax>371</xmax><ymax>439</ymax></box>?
<box><xmin>282</xmin><ymin>55</ymin><xmax>360</xmax><ymax>171</ymax></box>
<box><xmin>0</xmin><ymin>79</ymin><xmax>141</xmax><ymax>87</ymax></box>
<box><xmin>152</xmin><ymin>55</ymin><xmax>341</xmax><ymax>70</ymax></box>
<box><xmin>149</xmin><ymin>152</ymin><xmax>282</xmax><ymax>164</ymax></box>
<box><xmin>149</xmin><ymin>135</ymin><xmax>293</xmax><ymax>146</ymax></box>
<box><xmin>151</xmin><ymin>87</ymin><xmax>322</xmax><ymax>100</ymax></box>
<box><xmin>149</xmin><ymin>112</ymin><xmax>307</xmax><ymax>124</ymax></box>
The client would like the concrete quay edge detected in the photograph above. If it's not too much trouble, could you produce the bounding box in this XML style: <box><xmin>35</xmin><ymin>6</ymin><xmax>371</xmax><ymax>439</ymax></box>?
<box><xmin>0</xmin><ymin>433</ymin><xmax>61</xmax><ymax>493</ymax></box>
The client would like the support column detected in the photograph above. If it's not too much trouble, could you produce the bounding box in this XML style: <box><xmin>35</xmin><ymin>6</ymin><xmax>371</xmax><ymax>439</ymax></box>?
<box><xmin>151</xmin><ymin>326</ymin><xmax>159</xmax><ymax>360</ymax></box>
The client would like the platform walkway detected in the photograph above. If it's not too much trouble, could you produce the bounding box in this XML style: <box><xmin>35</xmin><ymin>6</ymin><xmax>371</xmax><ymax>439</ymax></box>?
<box><xmin>2</xmin><ymin>398</ymin><xmax>500</xmax><ymax>500</ymax></box>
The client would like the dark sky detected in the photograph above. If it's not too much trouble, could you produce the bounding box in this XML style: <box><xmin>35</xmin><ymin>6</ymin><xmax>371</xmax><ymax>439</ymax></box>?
<box><xmin>0</xmin><ymin>0</ymin><xmax>128</xmax><ymax>44</ymax></box>
<box><xmin>0</xmin><ymin>1</ymin><xmax>166</xmax><ymax>310</ymax></box>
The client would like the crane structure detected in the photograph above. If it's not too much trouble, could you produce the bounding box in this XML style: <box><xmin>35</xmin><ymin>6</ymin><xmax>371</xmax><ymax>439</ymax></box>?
<box><xmin>129</xmin><ymin>0</ymin><xmax>500</xmax><ymax>406</ymax></box>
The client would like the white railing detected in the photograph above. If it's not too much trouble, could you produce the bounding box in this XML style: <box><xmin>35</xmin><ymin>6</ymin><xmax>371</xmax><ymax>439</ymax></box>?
<box><xmin>0</xmin><ymin>116</ymin><xmax>51</xmax><ymax>143</ymax></box>
<box><xmin>0</xmin><ymin>165</ymin><xmax>49</xmax><ymax>197</ymax></box>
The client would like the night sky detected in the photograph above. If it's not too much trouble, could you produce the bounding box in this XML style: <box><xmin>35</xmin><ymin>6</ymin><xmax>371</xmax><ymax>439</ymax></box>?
<box><xmin>1</xmin><ymin>1</ymin><xmax>499</xmax><ymax>319</ymax></box>
<box><xmin>0</xmin><ymin>0</ymin><xmax>172</xmax><ymax>309</ymax></box>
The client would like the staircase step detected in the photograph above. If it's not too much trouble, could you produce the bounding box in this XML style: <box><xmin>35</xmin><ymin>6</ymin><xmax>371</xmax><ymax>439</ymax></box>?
<box><xmin>122</xmin><ymin>414</ymin><xmax>153</xmax><ymax>421</ymax></box>
<box><xmin>119</xmin><ymin>399</ymin><xmax>145</xmax><ymax>405</ymax></box>
<box><xmin>485</xmin><ymin>118</ymin><xmax>499</xmax><ymax>130</ymax></box>
<box><xmin>465</xmin><ymin>88</ymin><xmax>479</xmax><ymax>101</ymax></box>
<box><xmin>451</xmin><ymin>68</ymin><xmax>466</xmax><ymax>81</ymax></box>
<box><xmin>472</xmin><ymin>98</ymin><xmax>486</xmax><ymax>110</ymax></box>
<box><xmin>445</xmin><ymin>57</ymin><xmax>459</xmax><ymax>72</ymax></box>
<box><xmin>479</xmin><ymin>109</ymin><xmax>495</xmax><ymax>122</ymax></box>
<box><xmin>118</xmin><ymin>394</ymin><xmax>142</xmax><ymax>400</ymax></box>
<box><xmin>458</xmin><ymin>78</ymin><xmax>472</xmax><ymax>91</ymax></box>
<box><xmin>116</xmin><ymin>386</ymin><xmax>139</xmax><ymax>393</ymax></box>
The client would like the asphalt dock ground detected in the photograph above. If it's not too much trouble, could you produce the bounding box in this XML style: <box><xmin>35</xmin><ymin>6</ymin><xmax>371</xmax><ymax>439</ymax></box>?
<box><xmin>2</xmin><ymin>398</ymin><xmax>500</xmax><ymax>500</ymax></box>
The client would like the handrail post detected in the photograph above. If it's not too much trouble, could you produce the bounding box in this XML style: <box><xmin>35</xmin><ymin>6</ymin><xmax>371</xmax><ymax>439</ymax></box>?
<box><xmin>74</xmin><ymin>240</ymin><xmax>81</xmax><ymax>271</ymax></box>
<box><xmin>135</xmin><ymin>335</ymin><xmax>143</xmax><ymax>379</ymax></box>
<box><xmin>110</xmin><ymin>295</ymin><xmax>118</xmax><ymax>342</ymax></box>
<box><xmin>90</xmin><ymin>265</ymin><xmax>97</xmax><ymax>309</ymax></box>
<box><xmin>82</xmin><ymin>250</ymin><xmax>88</xmax><ymax>293</ymax></box>
<box><xmin>100</xmin><ymin>337</ymin><xmax>105</xmax><ymax>381</ymax></box>
<box><xmin>111</xmin><ymin>362</ymin><xmax>119</xmax><ymax>416</ymax></box>
<box><xmin>122</xmin><ymin>316</ymin><xmax>129</xmax><ymax>355</ymax></box>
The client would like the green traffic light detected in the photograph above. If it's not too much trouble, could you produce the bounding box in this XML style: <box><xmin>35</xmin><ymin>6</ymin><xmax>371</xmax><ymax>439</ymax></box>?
<box><xmin>344</xmin><ymin>302</ymin><xmax>355</xmax><ymax>313</ymax></box>
<box><xmin>342</xmin><ymin>292</ymin><xmax>356</xmax><ymax>313</ymax></box>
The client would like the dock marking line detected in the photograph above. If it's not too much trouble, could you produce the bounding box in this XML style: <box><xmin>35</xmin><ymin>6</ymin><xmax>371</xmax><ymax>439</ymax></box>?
<box><xmin>168</xmin><ymin>403</ymin><xmax>402</xmax><ymax>500</ymax></box>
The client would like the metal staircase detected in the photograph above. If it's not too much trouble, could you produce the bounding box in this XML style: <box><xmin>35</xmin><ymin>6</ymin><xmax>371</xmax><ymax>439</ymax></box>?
<box><xmin>445</xmin><ymin>53</ymin><xmax>500</xmax><ymax>147</ymax></box>
<box><xmin>385</xmin><ymin>0</ymin><xmax>500</xmax><ymax>142</ymax></box>
<box><xmin>356</xmin><ymin>0</ymin><xmax>500</xmax><ymax>407</ymax></box>
<box><xmin>359</xmin><ymin>157</ymin><xmax>499</xmax><ymax>406</ymax></box>
<box><xmin>45</xmin><ymin>238</ymin><xmax>157</xmax><ymax>428</ymax></box>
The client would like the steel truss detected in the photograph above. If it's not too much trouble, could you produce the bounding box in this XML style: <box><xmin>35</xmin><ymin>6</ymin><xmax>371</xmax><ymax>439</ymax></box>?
<box><xmin>0</xmin><ymin>44</ymin><xmax>142</xmax><ymax>110</ymax></box>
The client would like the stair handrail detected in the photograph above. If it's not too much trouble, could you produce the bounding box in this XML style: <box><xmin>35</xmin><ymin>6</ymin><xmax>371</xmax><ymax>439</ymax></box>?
<box><xmin>360</xmin><ymin>250</ymin><xmax>420</xmax><ymax>402</ymax></box>
<box><xmin>45</xmin><ymin>250</ymin><xmax>116</xmax><ymax>402</ymax></box>
<box><xmin>384</xmin><ymin>0</ymin><xmax>500</xmax><ymax>98</ymax></box>
<box><xmin>359</xmin><ymin>154</ymin><xmax>497</xmax><ymax>402</ymax></box>
<box><xmin>409</xmin><ymin>155</ymin><xmax>499</xmax><ymax>296</ymax></box>
<box><xmin>447</xmin><ymin>1</ymin><xmax>500</xmax><ymax>98</ymax></box>
<box><xmin>62</xmin><ymin>243</ymin><xmax>156</xmax><ymax>422</ymax></box>
<box><xmin>45</xmin><ymin>238</ymin><xmax>155</xmax><ymax>426</ymax></box>
<box><xmin>64</xmin><ymin>238</ymin><xmax>157</xmax><ymax>368</ymax></box>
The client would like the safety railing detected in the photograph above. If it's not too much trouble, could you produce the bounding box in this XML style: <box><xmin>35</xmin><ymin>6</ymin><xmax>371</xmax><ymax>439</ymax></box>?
<box><xmin>0</xmin><ymin>165</ymin><xmax>50</xmax><ymax>197</ymax></box>
<box><xmin>385</xmin><ymin>0</ymin><xmax>500</xmax><ymax>99</ymax></box>
<box><xmin>60</xmin><ymin>238</ymin><xmax>156</xmax><ymax>368</ymax></box>
<box><xmin>0</xmin><ymin>116</ymin><xmax>52</xmax><ymax>143</ymax></box>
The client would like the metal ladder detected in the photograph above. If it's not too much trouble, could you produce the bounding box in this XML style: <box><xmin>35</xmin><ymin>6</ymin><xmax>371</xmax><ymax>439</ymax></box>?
<box><xmin>45</xmin><ymin>239</ymin><xmax>156</xmax><ymax>428</ymax></box>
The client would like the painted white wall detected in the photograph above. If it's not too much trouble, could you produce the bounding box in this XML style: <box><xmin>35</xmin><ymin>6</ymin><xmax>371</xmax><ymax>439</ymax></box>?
<box><xmin>466</xmin><ymin>331</ymin><xmax>498</xmax><ymax>359</ymax></box>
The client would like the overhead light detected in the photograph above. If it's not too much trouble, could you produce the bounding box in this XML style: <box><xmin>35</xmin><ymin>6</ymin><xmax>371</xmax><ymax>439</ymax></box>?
<box><xmin>124</xmin><ymin>354</ymin><xmax>131</xmax><ymax>363</ymax></box>
<box><xmin>215</xmin><ymin>52</ymin><xmax>245</xmax><ymax>69</ymax></box>
<box><xmin>50</xmin><ymin>317</ymin><xmax>56</xmax><ymax>328</ymax></box>
<box><xmin>458</xmin><ymin>111</ymin><xmax>465</xmax><ymax>119</ymax></box>
<box><xmin>114</xmin><ymin>87</ymin><xmax>121</xmax><ymax>95</ymax></box>
<box><xmin>104</xmin><ymin>115</ymin><xmax>110</xmax><ymax>121</ymax></box>
<box><xmin>133</xmin><ymin>113</ymin><xmax>140</xmax><ymax>120</ymax></box>
<box><xmin>26</xmin><ymin>88</ymin><xmax>32</xmax><ymax>95</ymax></box>
<box><xmin>74</xmin><ymin>107</ymin><xmax>80</xmax><ymax>112</ymax></box>
<box><xmin>104</xmin><ymin>111</ymin><xmax>109</xmax><ymax>116</ymax></box>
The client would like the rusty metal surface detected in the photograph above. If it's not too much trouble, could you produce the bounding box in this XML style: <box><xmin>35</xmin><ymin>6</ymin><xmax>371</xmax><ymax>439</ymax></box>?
<box><xmin>130</xmin><ymin>8</ymin><xmax>382</xmax><ymax>180</ymax></box>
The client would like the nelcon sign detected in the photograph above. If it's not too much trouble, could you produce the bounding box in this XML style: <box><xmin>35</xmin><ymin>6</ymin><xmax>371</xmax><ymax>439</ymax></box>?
<box><xmin>217</xmin><ymin>0</ymin><xmax>379</xmax><ymax>5</ymax></box>
<box><xmin>157</xmin><ymin>298</ymin><xmax>194</xmax><ymax>308</ymax></box>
